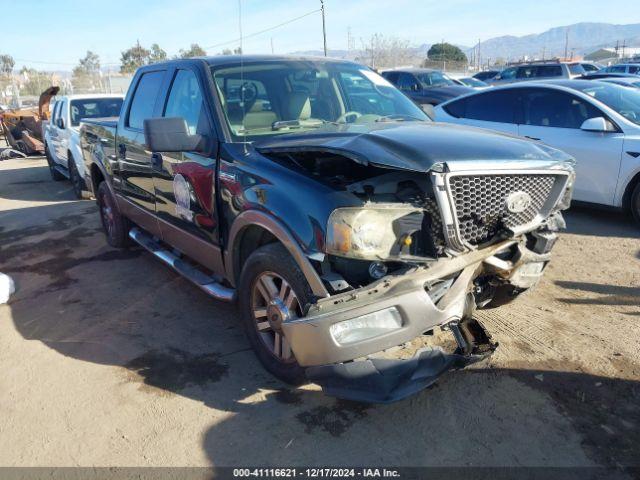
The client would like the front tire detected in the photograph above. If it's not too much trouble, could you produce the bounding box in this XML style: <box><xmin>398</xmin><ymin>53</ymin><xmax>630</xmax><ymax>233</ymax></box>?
<box><xmin>631</xmin><ymin>182</ymin><xmax>640</xmax><ymax>225</ymax></box>
<box><xmin>238</xmin><ymin>242</ymin><xmax>314</xmax><ymax>385</ymax></box>
<box><xmin>96</xmin><ymin>182</ymin><xmax>130</xmax><ymax>248</ymax></box>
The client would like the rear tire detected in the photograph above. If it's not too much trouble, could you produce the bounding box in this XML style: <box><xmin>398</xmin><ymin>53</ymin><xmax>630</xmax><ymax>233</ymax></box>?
<box><xmin>238</xmin><ymin>242</ymin><xmax>313</xmax><ymax>385</ymax></box>
<box><xmin>631</xmin><ymin>183</ymin><xmax>640</xmax><ymax>225</ymax></box>
<box><xmin>96</xmin><ymin>182</ymin><xmax>130</xmax><ymax>248</ymax></box>
<box><xmin>45</xmin><ymin>144</ymin><xmax>65</xmax><ymax>181</ymax></box>
<box><xmin>68</xmin><ymin>154</ymin><xmax>84</xmax><ymax>199</ymax></box>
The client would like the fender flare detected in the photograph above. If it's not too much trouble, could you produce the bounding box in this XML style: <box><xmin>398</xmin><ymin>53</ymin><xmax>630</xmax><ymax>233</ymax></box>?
<box><xmin>225</xmin><ymin>210</ymin><xmax>329</xmax><ymax>299</ymax></box>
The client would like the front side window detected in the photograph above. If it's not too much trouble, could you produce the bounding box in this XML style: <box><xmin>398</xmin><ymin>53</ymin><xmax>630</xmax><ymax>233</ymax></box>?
<box><xmin>397</xmin><ymin>73</ymin><xmax>420</xmax><ymax>91</ymax></box>
<box><xmin>568</xmin><ymin>64</ymin><xmax>585</xmax><ymax>75</ymax></box>
<box><xmin>521</xmin><ymin>89</ymin><xmax>602</xmax><ymax>129</ymax></box>
<box><xmin>447</xmin><ymin>90</ymin><xmax>518</xmax><ymax>123</ymax></box>
<box><xmin>415</xmin><ymin>71</ymin><xmax>456</xmax><ymax>87</ymax></box>
<box><xmin>164</xmin><ymin>70</ymin><xmax>208</xmax><ymax>135</ymax></box>
<box><xmin>629</xmin><ymin>66</ymin><xmax>639</xmax><ymax>74</ymax></box>
<box><xmin>611</xmin><ymin>65</ymin><xmax>627</xmax><ymax>73</ymax></box>
<box><xmin>575</xmin><ymin>82</ymin><xmax>640</xmax><ymax>126</ymax></box>
<box><xmin>70</xmin><ymin>98</ymin><xmax>123</xmax><ymax>127</ymax></box>
<box><xmin>212</xmin><ymin>62</ymin><xmax>429</xmax><ymax>141</ymax></box>
<box><xmin>499</xmin><ymin>67</ymin><xmax>517</xmax><ymax>80</ymax></box>
<box><xmin>127</xmin><ymin>71</ymin><xmax>164</xmax><ymax>130</ymax></box>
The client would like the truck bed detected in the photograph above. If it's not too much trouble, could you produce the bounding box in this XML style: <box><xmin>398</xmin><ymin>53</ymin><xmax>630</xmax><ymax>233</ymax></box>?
<box><xmin>79</xmin><ymin>117</ymin><xmax>119</xmax><ymax>188</ymax></box>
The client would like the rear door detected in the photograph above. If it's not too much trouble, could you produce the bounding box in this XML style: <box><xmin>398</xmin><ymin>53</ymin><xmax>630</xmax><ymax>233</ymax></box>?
<box><xmin>116</xmin><ymin>68</ymin><xmax>167</xmax><ymax>227</ymax></box>
<box><xmin>441</xmin><ymin>89</ymin><xmax>519</xmax><ymax>135</ymax></box>
<box><xmin>151</xmin><ymin>65</ymin><xmax>224</xmax><ymax>274</ymax></box>
<box><xmin>516</xmin><ymin>88</ymin><xmax>625</xmax><ymax>205</ymax></box>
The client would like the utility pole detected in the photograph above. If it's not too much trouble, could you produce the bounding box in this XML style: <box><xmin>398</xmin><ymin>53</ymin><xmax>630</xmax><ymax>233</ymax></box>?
<box><xmin>477</xmin><ymin>38</ymin><xmax>481</xmax><ymax>71</ymax></box>
<box><xmin>564</xmin><ymin>29</ymin><xmax>569</xmax><ymax>60</ymax></box>
<box><xmin>320</xmin><ymin>0</ymin><xmax>327</xmax><ymax>57</ymax></box>
<box><xmin>270</xmin><ymin>37</ymin><xmax>274</xmax><ymax>54</ymax></box>
<box><xmin>347</xmin><ymin>26</ymin><xmax>351</xmax><ymax>53</ymax></box>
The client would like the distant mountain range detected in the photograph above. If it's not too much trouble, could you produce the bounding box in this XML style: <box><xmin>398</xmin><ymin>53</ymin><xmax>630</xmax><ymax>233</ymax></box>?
<box><xmin>291</xmin><ymin>22</ymin><xmax>640</xmax><ymax>64</ymax></box>
<box><xmin>472</xmin><ymin>22</ymin><xmax>640</xmax><ymax>61</ymax></box>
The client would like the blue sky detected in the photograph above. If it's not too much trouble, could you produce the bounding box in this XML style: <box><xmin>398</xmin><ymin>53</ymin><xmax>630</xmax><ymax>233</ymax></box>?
<box><xmin>4</xmin><ymin>0</ymin><xmax>640</xmax><ymax>70</ymax></box>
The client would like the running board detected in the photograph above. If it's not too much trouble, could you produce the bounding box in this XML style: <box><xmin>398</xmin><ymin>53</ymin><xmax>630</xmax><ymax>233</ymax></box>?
<box><xmin>128</xmin><ymin>227</ymin><xmax>235</xmax><ymax>302</ymax></box>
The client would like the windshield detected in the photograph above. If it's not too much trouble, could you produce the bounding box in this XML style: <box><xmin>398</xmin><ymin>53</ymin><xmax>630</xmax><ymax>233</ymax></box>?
<box><xmin>573</xmin><ymin>82</ymin><xmax>640</xmax><ymax>126</ymax></box>
<box><xmin>415</xmin><ymin>71</ymin><xmax>456</xmax><ymax>88</ymax></box>
<box><xmin>69</xmin><ymin>98</ymin><xmax>123</xmax><ymax>127</ymax></box>
<box><xmin>460</xmin><ymin>77</ymin><xmax>487</xmax><ymax>88</ymax></box>
<box><xmin>212</xmin><ymin>61</ymin><xmax>429</xmax><ymax>141</ymax></box>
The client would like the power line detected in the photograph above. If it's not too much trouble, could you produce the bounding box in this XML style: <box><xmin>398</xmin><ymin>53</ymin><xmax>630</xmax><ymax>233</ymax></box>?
<box><xmin>204</xmin><ymin>8</ymin><xmax>321</xmax><ymax>51</ymax></box>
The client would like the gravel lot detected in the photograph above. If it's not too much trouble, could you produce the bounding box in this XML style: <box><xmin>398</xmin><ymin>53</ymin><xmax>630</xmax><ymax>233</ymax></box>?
<box><xmin>1</xmin><ymin>157</ymin><xmax>639</xmax><ymax>472</ymax></box>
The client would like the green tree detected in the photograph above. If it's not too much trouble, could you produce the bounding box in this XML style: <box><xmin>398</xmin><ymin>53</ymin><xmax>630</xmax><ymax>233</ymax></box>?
<box><xmin>178</xmin><ymin>43</ymin><xmax>207</xmax><ymax>58</ymax></box>
<box><xmin>19</xmin><ymin>67</ymin><xmax>52</xmax><ymax>96</ymax></box>
<box><xmin>120</xmin><ymin>41</ymin><xmax>151</xmax><ymax>73</ymax></box>
<box><xmin>72</xmin><ymin>51</ymin><xmax>101</xmax><ymax>92</ymax></box>
<box><xmin>0</xmin><ymin>54</ymin><xmax>14</xmax><ymax>76</ymax></box>
<box><xmin>149</xmin><ymin>43</ymin><xmax>167</xmax><ymax>63</ymax></box>
<box><xmin>427</xmin><ymin>42</ymin><xmax>467</xmax><ymax>63</ymax></box>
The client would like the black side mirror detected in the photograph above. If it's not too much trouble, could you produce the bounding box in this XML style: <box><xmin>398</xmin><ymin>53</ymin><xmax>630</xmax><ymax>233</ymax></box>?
<box><xmin>144</xmin><ymin>117</ymin><xmax>204</xmax><ymax>153</ymax></box>
<box><xmin>56</xmin><ymin>117</ymin><xmax>65</xmax><ymax>129</ymax></box>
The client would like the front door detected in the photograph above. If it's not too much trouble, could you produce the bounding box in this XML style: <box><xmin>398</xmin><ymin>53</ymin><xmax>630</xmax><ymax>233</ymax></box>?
<box><xmin>517</xmin><ymin>88</ymin><xmax>624</xmax><ymax>206</ymax></box>
<box><xmin>151</xmin><ymin>67</ymin><xmax>224</xmax><ymax>274</ymax></box>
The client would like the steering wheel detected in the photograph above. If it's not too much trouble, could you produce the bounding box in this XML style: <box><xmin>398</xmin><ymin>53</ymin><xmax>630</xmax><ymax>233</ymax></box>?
<box><xmin>240</xmin><ymin>82</ymin><xmax>258</xmax><ymax>104</ymax></box>
<box><xmin>337</xmin><ymin>111</ymin><xmax>362</xmax><ymax>123</ymax></box>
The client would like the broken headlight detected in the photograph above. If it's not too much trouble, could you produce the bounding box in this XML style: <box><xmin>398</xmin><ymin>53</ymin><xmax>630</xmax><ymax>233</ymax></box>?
<box><xmin>556</xmin><ymin>170</ymin><xmax>576</xmax><ymax>211</ymax></box>
<box><xmin>325</xmin><ymin>206</ymin><xmax>420</xmax><ymax>260</ymax></box>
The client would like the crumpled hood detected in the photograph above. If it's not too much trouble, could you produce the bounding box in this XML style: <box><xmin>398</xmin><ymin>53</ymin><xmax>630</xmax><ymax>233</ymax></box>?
<box><xmin>255</xmin><ymin>121</ymin><xmax>574</xmax><ymax>173</ymax></box>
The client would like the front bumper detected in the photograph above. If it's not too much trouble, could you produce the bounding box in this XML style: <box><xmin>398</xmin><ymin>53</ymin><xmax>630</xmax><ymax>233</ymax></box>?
<box><xmin>282</xmin><ymin>239</ymin><xmax>520</xmax><ymax>367</ymax></box>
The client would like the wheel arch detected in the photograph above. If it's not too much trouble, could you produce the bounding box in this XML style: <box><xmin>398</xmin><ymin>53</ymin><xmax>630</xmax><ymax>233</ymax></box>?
<box><xmin>621</xmin><ymin>170</ymin><xmax>640</xmax><ymax>211</ymax></box>
<box><xmin>225</xmin><ymin>210</ymin><xmax>329</xmax><ymax>298</ymax></box>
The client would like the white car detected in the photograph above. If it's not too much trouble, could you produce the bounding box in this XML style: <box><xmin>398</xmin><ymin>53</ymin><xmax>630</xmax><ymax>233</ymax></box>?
<box><xmin>44</xmin><ymin>94</ymin><xmax>123</xmax><ymax>198</ymax></box>
<box><xmin>434</xmin><ymin>80</ymin><xmax>640</xmax><ymax>222</ymax></box>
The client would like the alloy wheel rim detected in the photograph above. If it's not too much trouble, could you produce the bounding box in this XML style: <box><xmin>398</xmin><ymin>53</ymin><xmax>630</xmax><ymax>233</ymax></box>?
<box><xmin>100</xmin><ymin>193</ymin><xmax>114</xmax><ymax>237</ymax></box>
<box><xmin>251</xmin><ymin>271</ymin><xmax>300</xmax><ymax>363</ymax></box>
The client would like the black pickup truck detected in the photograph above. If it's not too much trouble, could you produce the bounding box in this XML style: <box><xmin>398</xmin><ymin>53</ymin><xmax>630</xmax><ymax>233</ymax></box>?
<box><xmin>80</xmin><ymin>55</ymin><xmax>575</xmax><ymax>403</ymax></box>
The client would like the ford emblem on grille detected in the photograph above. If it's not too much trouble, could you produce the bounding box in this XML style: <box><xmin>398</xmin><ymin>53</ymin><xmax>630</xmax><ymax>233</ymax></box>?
<box><xmin>506</xmin><ymin>191</ymin><xmax>532</xmax><ymax>213</ymax></box>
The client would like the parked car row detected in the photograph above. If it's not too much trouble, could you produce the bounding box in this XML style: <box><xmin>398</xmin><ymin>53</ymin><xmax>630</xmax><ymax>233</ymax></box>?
<box><xmin>433</xmin><ymin>80</ymin><xmax>640</xmax><ymax>221</ymax></box>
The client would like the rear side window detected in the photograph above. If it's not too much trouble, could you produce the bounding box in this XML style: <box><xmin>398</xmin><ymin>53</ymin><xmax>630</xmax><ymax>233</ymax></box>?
<box><xmin>127</xmin><ymin>71</ymin><xmax>164</xmax><ymax>130</ymax></box>
<box><xmin>445</xmin><ymin>90</ymin><xmax>518</xmax><ymax>123</ymax></box>
<box><xmin>498</xmin><ymin>67</ymin><xmax>517</xmax><ymax>80</ymax></box>
<box><xmin>535</xmin><ymin>65</ymin><xmax>563</xmax><ymax>77</ymax></box>
<box><xmin>521</xmin><ymin>89</ymin><xmax>602</xmax><ymax>129</ymax></box>
<box><xmin>629</xmin><ymin>66</ymin><xmax>640</xmax><ymax>74</ymax></box>
<box><xmin>611</xmin><ymin>65</ymin><xmax>627</xmax><ymax>73</ymax></box>
<box><xmin>383</xmin><ymin>71</ymin><xmax>399</xmax><ymax>84</ymax></box>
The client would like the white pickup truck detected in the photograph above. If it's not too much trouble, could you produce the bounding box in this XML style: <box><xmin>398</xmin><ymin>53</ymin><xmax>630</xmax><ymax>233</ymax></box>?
<box><xmin>44</xmin><ymin>94</ymin><xmax>123</xmax><ymax>198</ymax></box>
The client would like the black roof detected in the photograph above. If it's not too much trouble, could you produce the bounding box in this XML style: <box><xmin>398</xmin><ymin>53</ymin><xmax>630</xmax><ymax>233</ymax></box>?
<box><xmin>146</xmin><ymin>54</ymin><xmax>360</xmax><ymax>69</ymax></box>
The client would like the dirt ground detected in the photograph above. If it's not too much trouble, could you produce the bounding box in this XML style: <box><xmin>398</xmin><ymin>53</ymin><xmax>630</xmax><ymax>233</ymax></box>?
<box><xmin>1</xmin><ymin>157</ymin><xmax>639</xmax><ymax>472</ymax></box>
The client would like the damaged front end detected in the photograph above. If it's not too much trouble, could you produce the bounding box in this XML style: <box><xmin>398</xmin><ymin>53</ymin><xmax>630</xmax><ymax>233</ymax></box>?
<box><xmin>256</xmin><ymin>133</ymin><xmax>574</xmax><ymax>403</ymax></box>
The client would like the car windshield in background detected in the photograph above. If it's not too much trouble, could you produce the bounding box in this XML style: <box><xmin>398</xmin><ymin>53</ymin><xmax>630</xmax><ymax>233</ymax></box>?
<box><xmin>69</xmin><ymin>98</ymin><xmax>123</xmax><ymax>126</ymax></box>
<box><xmin>460</xmin><ymin>77</ymin><xmax>487</xmax><ymax>88</ymax></box>
<box><xmin>574</xmin><ymin>82</ymin><xmax>640</xmax><ymax>126</ymax></box>
<box><xmin>212</xmin><ymin>62</ymin><xmax>429</xmax><ymax>141</ymax></box>
<box><xmin>415</xmin><ymin>71</ymin><xmax>456</xmax><ymax>88</ymax></box>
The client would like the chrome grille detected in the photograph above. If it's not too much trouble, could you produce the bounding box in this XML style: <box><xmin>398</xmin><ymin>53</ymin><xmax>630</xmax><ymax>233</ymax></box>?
<box><xmin>448</xmin><ymin>174</ymin><xmax>557</xmax><ymax>245</ymax></box>
<box><xmin>424</xmin><ymin>198</ymin><xmax>445</xmax><ymax>248</ymax></box>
